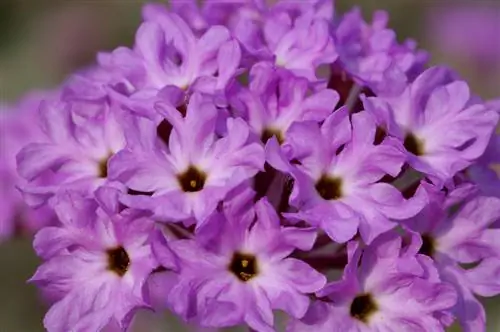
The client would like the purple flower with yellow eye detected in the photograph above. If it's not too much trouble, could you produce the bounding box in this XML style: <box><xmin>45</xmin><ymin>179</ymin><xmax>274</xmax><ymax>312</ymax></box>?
<box><xmin>403</xmin><ymin>185</ymin><xmax>500</xmax><ymax>331</ymax></box>
<box><xmin>363</xmin><ymin>66</ymin><xmax>499</xmax><ymax>187</ymax></box>
<box><xmin>152</xmin><ymin>198</ymin><xmax>325</xmax><ymax>332</ymax></box>
<box><xmin>16</xmin><ymin>98</ymin><xmax>126</xmax><ymax>207</ymax></box>
<box><xmin>238</xmin><ymin>63</ymin><xmax>339</xmax><ymax>144</ymax></box>
<box><xmin>100</xmin><ymin>9</ymin><xmax>241</xmax><ymax>117</ymax></box>
<box><xmin>259</xmin><ymin>10</ymin><xmax>337</xmax><ymax>81</ymax></box>
<box><xmin>289</xmin><ymin>232</ymin><xmax>457</xmax><ymax>332</ymax></box>
<box><xmin>30</xmin><ymin>188</ymin><xmax>156</xmax><ymax>332</ymax></box>
<box><xmin>267</xmin><ymin>109</ymin><xmax>427</xmax><ymax>243</ymax></box>
<box><xmin>110</xmin><ymin>93</ymin><xmax>264</xmax><ymax>225</ymax></box>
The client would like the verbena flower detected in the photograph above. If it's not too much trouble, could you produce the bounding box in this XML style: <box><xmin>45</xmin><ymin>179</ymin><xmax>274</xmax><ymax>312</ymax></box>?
<box><xmin>17</xmin><ymin>98</ymin><xmax>126</xmax><ymax>207</ymax></box>
<box><xmin>110</xmin><ymin>93</ymin><xmax>264</xmax><ymax>224</ymax></box>
<box><xmin>403</xmin><ymin>185</ymin><xmax>500</xmax><ymax>331</ymax></box>
<box><xmin>238</xmin><ymin>63</ymin><xmax>339</xmax><ymax>143</ymax></box>
<box><xmin>100</xmin><ymin>9</ymin><xmax>240</xmax><ymax>117</ymax></box>
<box><xmin>289</xmin><ymin>232</ymin><xmax>457</xmax><ymax>331</ymax></box>
<box><xmin>30</xmin><ymin>188</ymin><xmax>156</xmax><ymax>332</ymax></box>
<box><xmin>5</xmin><ymin>1</ymin><xmax>500</xmax><ymax>331</ymax></box>
<box><xmin>267</xmin><ymin>109</ymin><xmax>427</xmax><ymax>243</ymax></box>
<box><xmin>363</xmin><ymin>66</ymin><xmax>499</xmax><ymax>187</ymax></box>
<box><xmin>152</xmin><ymin>199</ymin><xmax>325</xmax><ymax>332</ymax></box>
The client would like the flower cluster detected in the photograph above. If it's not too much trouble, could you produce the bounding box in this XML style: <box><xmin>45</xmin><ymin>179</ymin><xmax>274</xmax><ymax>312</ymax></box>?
<box><xmin>1</xmin><ymin>1</ymin><xmax>500</xmax><ymax>331</ymax></box>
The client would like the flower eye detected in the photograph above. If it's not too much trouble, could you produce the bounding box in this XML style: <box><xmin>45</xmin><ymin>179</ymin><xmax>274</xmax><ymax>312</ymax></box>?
<box><xmin>315</xmin><ymin>174</ymin><xmax>343</xmax><ymax>200</ymax></box>
<box><xmin>107</xmin><ymin>246</ymin><xmax>131</xmax><ymax>277</ymax></box>
<box><xmin>350</xmin><ymin>293</ymin><xmax>378</xmax><ymax>323</ymax></box>
<box><xmin>229</xmin><ymin>252</ymin><xmax>259</xmax><ymax>282</ymax></box>
<box><xmin>404</xmin><ymin>133</ymin><xmax>425</xmax><ymax>156</ymax></box>
<box><xmin>177</xmin><ymin>166</ymin><xmax>207</xmax><ymax>192</ymax></box>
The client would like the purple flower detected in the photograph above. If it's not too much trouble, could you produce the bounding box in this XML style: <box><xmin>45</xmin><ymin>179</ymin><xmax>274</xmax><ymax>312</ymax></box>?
<box><xmin>16</xmin><ymin>97</ymin><xmax>126</xmax><ymax>207</ymax></box>
<box><xmin>258</xmin><ymin>10</ymin><xmax>337</xmax><ymax>81</ymax></box>
<box><xmin>334</xmin><ymin>8</ymin><xmax>428</xmax><ymax>96</ymax></box>
<box><xmin>30</xmin><ymin>188</ymin><xmax>157</xmax><ymax>332</ymax></box>
<box><xmin>9</xmin><ymin>1</ymin><xmax>500</xmax><ymax>331</ymax></box>
<box><xmin>363</xmin><ymin>66</ymin><xmax>499</xmax><ymax>187</ymax></box>
<box><xmin>403</xmin><ymin>185</ymin><xmax>500</xmax><ymax>331</ymax></box>
<box><xmin>101</xmin><ymin>9</ymin><xmax>240</xmax><ymax>116</ymax></box>
<box><xmin>0</xmin><ymin>92</ymin><xmax>57</xmax><ymax>241</ymax></box>
<box><xmin>238</xmin><ymin>63</ymin><xmax>339</xmax><ymax>143</ymax></box>
<box><xmin>289</xmin><ymin>232</ymin><xmax>457</xmax><ymax>332</ymax></box>
<box><xmin>110</xmin><ymin>93</ymin><xmax>264</xmax><ymax>224</ymax></box>
<box><xmin>267</xmin><ymin>109</ymin><xmax>427</xmax><ymax>243</ymax></box>
<box><xmin>212</xmin><ymin>1</ymin><xmax>337</xmax><ymax>80</ymax></box>
<box><xmin>152</xmin><ymin>198</ymin><xmax>325</xmax><ymax>332</ymax></box>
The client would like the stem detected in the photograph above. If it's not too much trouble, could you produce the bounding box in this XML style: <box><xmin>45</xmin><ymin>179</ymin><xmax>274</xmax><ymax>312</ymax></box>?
<box><xmin>345</xmin><ymin>83</ymin><xmax>363</xmax><ymax>113</ymax></box>
<box><xmin>391</xmin><ymin>168</ymin><xmax>423</xmax><ymax>194</ymax></box>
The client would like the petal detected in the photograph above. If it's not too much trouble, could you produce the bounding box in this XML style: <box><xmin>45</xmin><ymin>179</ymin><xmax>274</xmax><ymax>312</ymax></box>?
<box><xmin>276</xmin><ymin>258</ymin><xmax>326</xmax><ymax>294</ymax></box>
<box><xmin>216</xmin><ymin>39</ymin><xmax>241</xmax><ymax>89</ymax></box>
<box><xmin>465</xmin><ymin>258</ymin><xmax>500</xmax><ymax>297</ymax></box>
<box><xmin>281</xmin><ymin>227</ymin><xmax>318</xmax><ymax>251</ymax></box>
<box><xmin>17</xmin><ymin>143</ymin><xmax>69</xmax><ymax>180</ymax></box>
<box><xmin>368</xmin><ymin>182</ymin><xmax>428</xmax><ymax>220</ymax></box>
<box><xmin>33</xmin><ymin>227</ymin><xmax>73</xmax><ymax>260</ymax></box>
<box><xmin>197</xmin><ymin>25</ymin><xmax>230</xmax><ymax>62</ymax></box>
<box><xmin>135</xmin><ymin>22</ymin><xmax>165</xmax><ymax>68</ymax></box>
<box><xmin>109</xmin><ymin>149</ymin><xmax>176</xmax><ymax>192</ymax></box>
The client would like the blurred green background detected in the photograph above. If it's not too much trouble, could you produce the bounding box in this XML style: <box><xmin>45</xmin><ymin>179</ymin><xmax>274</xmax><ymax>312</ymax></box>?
<box><xmin>0</xmin><ymin>0</ymin><xmax>499</xmax><ymax>331</ymax></box>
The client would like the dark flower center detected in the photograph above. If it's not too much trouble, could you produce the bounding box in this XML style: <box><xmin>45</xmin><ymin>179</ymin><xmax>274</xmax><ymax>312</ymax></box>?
<box><xmin>97</xmin><ymin>153</ymin><xmax>114</xmax><ymax>178</ymax></box>
<box><xmin>229</xmin><ymin>252</ymin><xmax>258</xmax><ymax>282</ymax></box>
<box><xmin>350</xmin><ymin>293</ymin><xmax>378</xmax><ymax>323</ymax></box>
<box><xmin>315</xmin><ymin>174</ymin><xmax>343</xmax><ymax>200</ymax></box>
<box><xmin>419</xmin><ymin>234</ymin><xmax>436</xmax><ymax>257</ymax></box>
<box><xmin>107</xmin><ymin>246</ymin><xmax>130</xmax><ymax>277</ymax></box>
<box><xmin>404</xmin><ymin>133</ymin><xmax>425</xmax><ymax>156</ymax></box>
<box><xmin>261</xmin><ymin>128</ymin><xmax>284</xmax><ymax>145</ymax></box>
<box><xmin>98</xmin><ymin>159</ymin><xmax>108</xmax><ymax>178</ymax></box>
<box><xmin>177</xmin><ymin>166</ymin><xmax>206</xmax><ymax>192</ymax></box>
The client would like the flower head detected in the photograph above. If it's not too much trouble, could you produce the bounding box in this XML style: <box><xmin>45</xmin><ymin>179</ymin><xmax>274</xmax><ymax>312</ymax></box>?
<box><xmin>238</xmin><ymin>63</ymin><xmax>339</xmax><ymax>143</ymax></box>
<box><xmin>111</xmin><ymin>93</ymin><xmax>264</xmax><ymax>224</ymax></box>
<box><xmin>17</xmin><ymin>97</ymin><xmax>126</xmax><ymax>207</ymax></box>
<box><xmin>289</xmin><ymin>232</ymin><xmax>457</xmax><ymax>332</ymax></box>
<box><xmin>101</xmin><ymin>10</ymin><xmax>240</xmax><ymax>117</ymax></box>
<box><xmin>363</xmin><ymin>66</ymin><xmax>499</xmax><ymax>187</ymax></box>
<box><xmin>403</xmin><ymin>185</ymin><xmax>500</xmax><ymax>331</ymax></box>
<box><xmin>267</xmin><ymin>109</ymin><xmax>427</xmax><ymax>243</ymax></box>
<box><xmin>153</xmin><ymin>198</ymin><xmax>325</xmax><ymax>332</ymax></box>
<box><xmin>9</xmin><ymin>1</ymin><xmax>500</xmax><ymax>332</ymax></box>
<box><xmin>30</xmin><ymin>188</ymin><xmax>156</xmax><ymax>332</ymax></box>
